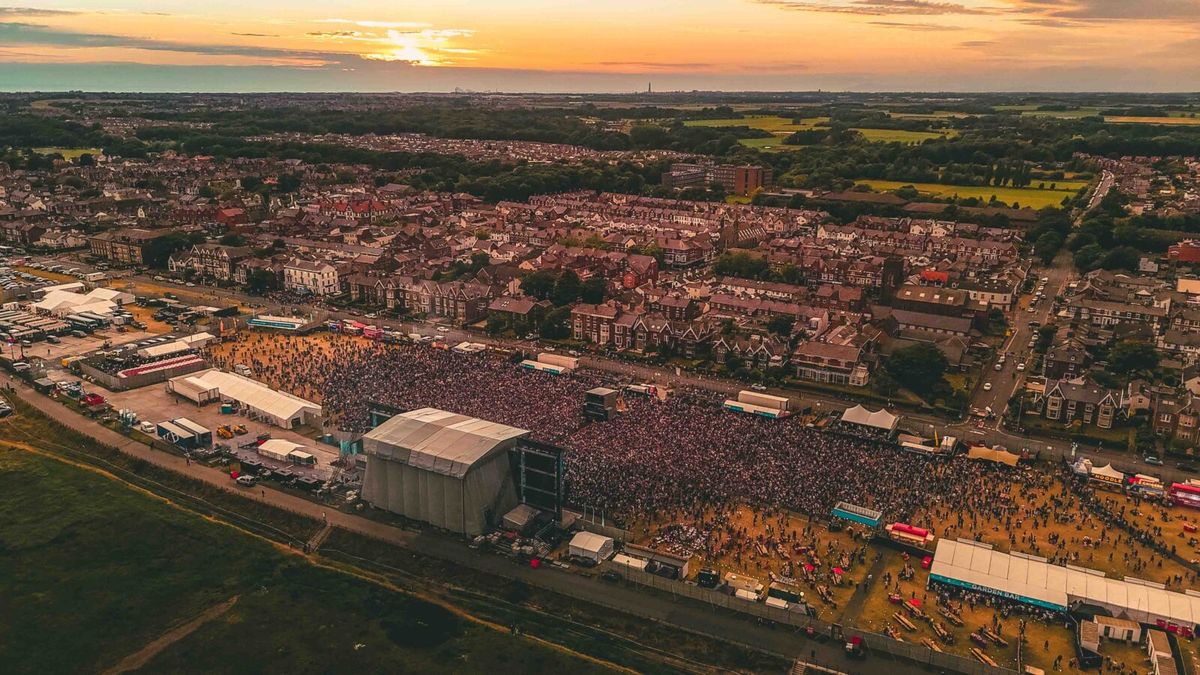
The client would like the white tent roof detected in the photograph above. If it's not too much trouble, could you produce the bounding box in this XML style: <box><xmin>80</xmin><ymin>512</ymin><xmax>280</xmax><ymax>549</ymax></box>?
<box><xmin>31</xmin><ymin>289</ymin><xmax>121</xmax><ymax>315</ymax></box>
<box><xmin>362</xmin><ymin>407</ymin><xmax>529</xmax><ymax>479</ymax></box>
<box><xmin>569</xmin><ymin>531</ymin><xmax>613</xmax><ymax>555</ymax></box>
<box><xmin>840</xmin><ymin>404</ymin><xmax>898</xmax><ymax>431</ymax></box>
<box><xmin>82</xmin><ymin>287</ymin><xmax>134</xmax><ymax>304</ymax></box>
<box><xmin>258</xmin><ymin>438</ymin><xmax>307</xmax><ymax>462</ymax></box>
<box><xmin>138</xmin><ymin>340</ymin><xmax>192</xmax><ymax>359</ymax></box>
<box><xmin>931</xmin><ymin>539</ymin><xmax>1200</xmax><ymax>626</ymax></box>
<box><xmin>178</xmin><ymin>332</ymin><xmax>216</xmax><ymax>346</ymax></box>
<box><xmin>1091</xmin><ymin>463</ymin><xmax>1126</xmax><ymax>482</ymax></box>
<box><xmin>185</xmin><ymin>369</ymin><xmax>321</xmax><ymax>423</ymax></box>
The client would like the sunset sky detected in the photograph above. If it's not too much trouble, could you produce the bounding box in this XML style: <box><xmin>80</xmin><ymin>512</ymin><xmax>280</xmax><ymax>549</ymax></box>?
<box><xmin>1</xmin><ymin>1</ymin><xmax>1198</xmax><ymax>92</ymax></box>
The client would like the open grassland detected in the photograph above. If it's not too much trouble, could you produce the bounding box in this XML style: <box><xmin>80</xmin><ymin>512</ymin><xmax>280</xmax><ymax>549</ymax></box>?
<box><xmin>683</xmin><ymin>114</ymin><xmax>828</xmax><ymax>132</ymax></box>
<box><xmin>735</xmin><ymin>135</ymin><xmax>802</xmax><ymax>152</ymax></box>
<box><xmin>686</xmin><ymin>115</ymin><xmax>950</xmax><ymax>147</ymax></box>
<box><xmin>1105</xmin><ymin>116</ymin><xmax>1200</xmax><ymax>126</ymax></box>
<box><xmin>0</xmin><ymin>429</ymin><xmax>617</xmax><ymax>675</ymax></box>
<box><xmin>854</xmin><ymin>179</ymin><xmax>1088</xmax><ymax>208</ymax></box>
<box><xmin>855</xmin><ymin>128</ymin><xmax>950</xmax><ymax>143</ymax></box>
<box><xmin>31</xmin><ymin>147</ymin><xmax>101</xmax><ymax>159</ymax></box>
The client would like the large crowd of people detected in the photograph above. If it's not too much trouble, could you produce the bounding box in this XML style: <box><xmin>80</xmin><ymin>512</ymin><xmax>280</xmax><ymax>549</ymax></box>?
<box><xmin>210</xmin><ymin>332</ymin><xmax>1036</xmax><ymax>529</ymax></box>
<box><xmin>206</xmin><ymin>330</ymin><xmax>1200</xmax><ymax>674</ymax></box>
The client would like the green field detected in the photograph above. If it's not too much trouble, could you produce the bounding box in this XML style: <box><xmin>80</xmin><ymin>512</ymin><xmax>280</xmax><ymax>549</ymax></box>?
<box><xmin>734</xmin><ymin>135</ymin><xmax>802</xmax><ymax>152</ymax></box>
<box><xmin>1104</xmin><ymin>116</ymin><xmax>1200</xmax><ymax>126</ymax></box>
<box><xmin>854</xmin><ymin>179</ymin><xmax>1089</xmax><ymax>208</ymax></box>
<box><xmin>683</xmin><ymin>114</ymin><xmax>828</xmax><ymax>132</ymax></box>
<box><xmin>684</xmin><ymin>115</ymin><xmax>950</xmax><ymax>147</ymax></box>
<box><xmin>0</xmin><ymin>442</ymin><xmax>614</xmax><ymax>674</ymax></box>
<box><xmin>854</xmin><ymin>128</ymin><xmax>949</xmax><ymax>143</ymax></box>
<box><xmin>31</xmin><ymin>147</ymin><xmax>101</xmax><ymax>159</ymax></box>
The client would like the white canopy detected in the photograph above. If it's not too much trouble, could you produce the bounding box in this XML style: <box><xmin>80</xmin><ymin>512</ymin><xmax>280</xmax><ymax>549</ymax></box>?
<box><xmin>138</xmin><ymin>340</ymin><xmax>192</xmax><ymax>360</ymax></box>
<box><xmin>176</xmin><ymin>369</ymin><xmax>321</xmax><ymax>428</ymax></box>
<box><xmin>258</xmin><ymin>438</ymin><xmax>308</xmax><ymax>462</ymax></box>
<box><xmin>1091</xmin><ymin>463</ymin><xmax>1126</xmax><ymax>484</ymax></box>
<box><xmin>840</xmin><ymin>404</ymin><xmax>899</xmax><ymax>431</ymax></box>
<box><xmin>931</xmin><ymin>539</ymin><xmax>1200</xmax><ymax>627</ymax></box>
<box><xmin>362</xmin><ymin>407</ymin><xmax>528</xmax><ymax>479</ymax></box>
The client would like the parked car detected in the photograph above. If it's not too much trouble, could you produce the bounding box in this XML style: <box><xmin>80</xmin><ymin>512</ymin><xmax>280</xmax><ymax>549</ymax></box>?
<box><xmin>235</xmin><ymin>474</ymin><xmax>258</xmax><ymax>487</ymax></box>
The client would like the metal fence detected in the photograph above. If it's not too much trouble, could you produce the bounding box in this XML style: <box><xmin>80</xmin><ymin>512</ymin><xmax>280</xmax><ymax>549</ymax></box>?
<box><xmin>611</xmin><ymin>563</ymin><xmax>1018</xmax><ymax>675</ymax></box>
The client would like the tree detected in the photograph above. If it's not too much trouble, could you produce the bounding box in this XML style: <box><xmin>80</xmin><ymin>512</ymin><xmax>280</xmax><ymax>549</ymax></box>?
<box><xmin>1073</xmin><ymin>243</ymin><xmax>1105</xmax><ymax>271</ymax></box>
<box><xmin>142</xmin><ymin>232</ymin><xmax>195</xmax><ymax>269</ymax></box>
<box><xmin>469</xmin><ymin>252</ymin><xmax>491</xmax><ymax>272</ymax></box>
<box><xmin>1108</xmin><ymin>340</ymin><xmax>1158</xmax><ymax>376</ymax></box>
<box><xmin>713</xmin><ymin>251</ymin><xmax>769</xmax><ymax>280</ymax></box>
<box><xmin>218</xmin><ymin>233</ymin><xmax>246</xmax><ymax>246</ymax></box>
<box><xmin>767</xmin><ymin>315</ymin><xmax>794</xmax><ymax>337</ymax></box>
<box><xmin>581</xmin><ymin>276</ymin><xmax>607</xmax><ymax>304</ymax></box>
<box><xmin>884</xmin><ymin>343</ymin><xmax>949</xmax><ymax>398</ymax></box>
<box><xmin>1034</xmin><ymin>231</ymin><xmax>1064</xmax><ymax>265</ymax></box>
<box><xmin>539</xmin><ymin>306</ymin><xmax>571</xmax><ymax>339</ymax></box>
<box><xmin>551</xmin><ymin>269</ymin><xmax>582</xmax><ymax>306</ymax></box>
<box><xmin>1098</xmin><ymin>246</ymin><xmax>1140</xmax><ymax>271</ymax></box>
<box><xmin>520</xmin><ymin>270</ymin><xmax>557</xmax><ymax>301</ymax></box>
<box><xmin>246</xmin><ymin>269</ymin><xmax>280</xmax><ymax>295</ymax></box>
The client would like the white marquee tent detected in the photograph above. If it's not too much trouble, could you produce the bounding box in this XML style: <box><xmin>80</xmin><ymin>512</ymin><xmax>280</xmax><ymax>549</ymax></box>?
<box><xmin>167</xmin><ymin>369</ymin><xmax>321</xmax><ymax>429</ymax></box>
<box><xmin>840</xmin><ymin>404</ymin><xmax>899</xmax><ymax>432</ymax></box>
<box><xmin>930</xmin><ymin>538</ymin><xmax>1200</xmax><ymax>628</ymax></box>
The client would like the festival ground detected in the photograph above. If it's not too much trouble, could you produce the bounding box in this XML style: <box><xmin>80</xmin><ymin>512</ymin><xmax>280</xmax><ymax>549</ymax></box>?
<box><xmin>205</xmin><ymin>330</ymin><xmax>1200</xmax><ymax>672</ymax></box>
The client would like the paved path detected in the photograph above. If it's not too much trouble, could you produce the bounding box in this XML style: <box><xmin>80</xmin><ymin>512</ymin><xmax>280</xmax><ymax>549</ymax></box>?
<box><xmin>11</xmin><ymin>382</ymin><xmax>937</xmax><ymax>674</ymax></box>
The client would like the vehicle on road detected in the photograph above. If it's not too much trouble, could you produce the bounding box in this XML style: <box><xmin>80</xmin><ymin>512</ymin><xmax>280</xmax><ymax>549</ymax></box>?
<box><xmin>1179</xmin><ymin>462</ymin><xmax>1198</xmax><ymax>473</ymax></box>
<box><xmin>995</xmin><ymin>363</ymin><xmax>1003</xmax><ymax>371</ymax></box>
<box><xmin>983</xmin><ymin>383</ymin><xmax>992</xmax><ymax>391</ymax></box>
<box><xmin>235</xmin><ymin>474</ymin><xmax>258</xmax><ymax>487</ymax></box>
<box><xmin>1017</xmin><ymin>363</ymin><xmax>1026</xmax><ymax>372</ymax></box>
<box><xmin>1144</xmin><ymin>455</ymin><xmax>1164</xmax><ymax>466</ymax></box>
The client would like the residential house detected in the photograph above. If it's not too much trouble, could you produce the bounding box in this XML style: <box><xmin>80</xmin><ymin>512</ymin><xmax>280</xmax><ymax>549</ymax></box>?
<box><xmin>1033</xmin><ymin>378</ymin><xmax>1121</xmax><ymax>429</ymax></box>
<box><xmin>571</xmin><ymin>303</ymin><xmax>620</xmax><ymax>346</ymax></box>
<box><xmin>283</xmin><ymin>259</ymin><xmax>340</xmax><ymax>296</ymax></box>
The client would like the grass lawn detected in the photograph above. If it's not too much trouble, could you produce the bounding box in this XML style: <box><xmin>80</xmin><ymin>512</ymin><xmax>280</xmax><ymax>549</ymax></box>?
<box><xmin>31</xmin><ymin>147</ymin><xmax>101</xmax><ymax>159</ymax></box>
<box><xmin>735</xmin><ymin>135</ymin><xmax>802</xmax><ymax>152</ymax></box>
<box><xmin>853</xmin><ymin>128</ymin><xmax>951</xmax><ymax>144</ymax></box>
<box><xmin>0</xmin><ymin>440</ymin><xmax>616</xmax><ymax>675</ymax></box>
<box><xmin>685</xmin><ymin>115</ymin><xmax>951</xmax><ymax>146</ymax></box>
<box><xmin>1105</xmin><ymin>116</ymin><xmax>1200</xmax><ymax>126</ymax></box>
<box><xmin>684</xmin><ymin>115</ymin><xmax>826</xmax><ymax>151</ymax></box>
<box><xmin>683</xmin><ymin>114</ymin><xmax>828</xmax><ymax>133</ymax></box>
<box><xmin>853</xmin><ymin>179</ymin><xmax>1087</xmax><ymax>209</ymax></box>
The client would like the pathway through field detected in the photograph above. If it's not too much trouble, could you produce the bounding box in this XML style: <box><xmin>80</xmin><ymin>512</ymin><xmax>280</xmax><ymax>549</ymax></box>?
<box><xmin>101</xmin><ymin>596</ymin><xmax>240</xmax><ymax>675</ymax></box>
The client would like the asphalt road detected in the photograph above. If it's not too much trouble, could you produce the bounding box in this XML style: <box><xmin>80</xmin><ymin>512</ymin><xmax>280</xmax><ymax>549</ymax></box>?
<box><xmin>971</xmin><ymin>258</ymin><xmax>1073</xmax><ymax>416</ymax></box>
